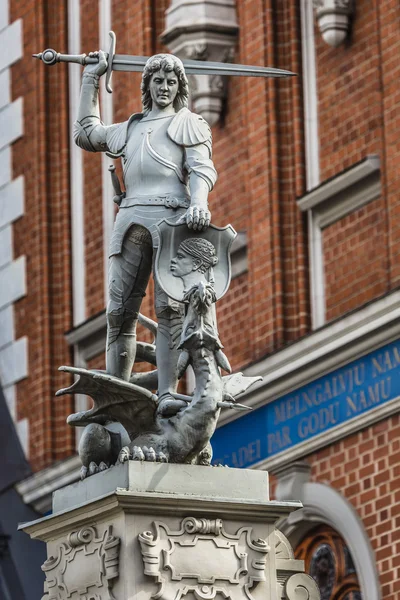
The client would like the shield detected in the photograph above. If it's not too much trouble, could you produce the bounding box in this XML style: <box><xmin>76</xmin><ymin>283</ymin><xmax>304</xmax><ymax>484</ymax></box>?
<box><xmin>155</xmin><ymin>220</ymin><xmax>237</xmax><ymax>303</ymax></box>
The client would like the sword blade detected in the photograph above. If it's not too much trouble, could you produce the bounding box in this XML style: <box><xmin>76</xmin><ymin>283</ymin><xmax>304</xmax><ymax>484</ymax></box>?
<box><xmin>112</xmin><ymin>54</ymin><xmax>295</xmax><ymax>78</ymax></box>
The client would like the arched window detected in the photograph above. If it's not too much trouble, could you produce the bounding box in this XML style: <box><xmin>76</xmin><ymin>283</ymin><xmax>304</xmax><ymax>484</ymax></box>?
<box><xmin>295</xmin><ymin>525</ymin><xmax>362</xmax><ymax>600</ymax></box>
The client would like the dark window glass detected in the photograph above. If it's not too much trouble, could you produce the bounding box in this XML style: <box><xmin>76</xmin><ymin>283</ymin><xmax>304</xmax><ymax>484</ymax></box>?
<box><xmin>295</xmin><ymin>525</ymin><xmax>362</xmax><ymax>600</ymax></box>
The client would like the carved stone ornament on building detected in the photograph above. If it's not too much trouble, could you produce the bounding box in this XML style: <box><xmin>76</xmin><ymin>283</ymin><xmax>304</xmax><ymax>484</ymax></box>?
<box><xmin>41</xmin><ymin>525</ymin><xmax>120</xmax><ymax>600</ymax></box>
<box><xmin>138</xmin><ymin>517</ymin><xmax>269</xmax><ymax>599</ymax></box>
<box><xmin>313</xmin><ymin>0</ymin><xmax>355</xmax><ymax>47</ymax></box>
<box><xmin>161</xmin><ymin>0</ymin><xmax>239</xmax><ymax>125</ymax></box>
<box><xmin>138</xmin><ymin>517</ymin><xmax>320</xmax><ymax>599</ymax></box>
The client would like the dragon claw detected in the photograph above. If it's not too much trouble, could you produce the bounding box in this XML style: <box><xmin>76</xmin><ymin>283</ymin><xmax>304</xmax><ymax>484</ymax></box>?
<box><xmin>89</xmin><ymin>461</ymin><xmax>98</xmax><ymax>476</ymax></box>
<box><xmin>118</xmin><ymin>446</ymin><xmax>132</xmax><ymax>463</ymax></box>
<box><xmin>144</xmin><ymin>446</ymin><xmax>156</xmax><ymax>461</ymax></box>
<box><xmin>131</xmin><ymin>446</ymin><xmax>145</xmax><ymax>461</ymax></box>
<box><xmin>157</xmin><ymin>451</ymin><xmax>168</xmax><ymax>463</ymax></box>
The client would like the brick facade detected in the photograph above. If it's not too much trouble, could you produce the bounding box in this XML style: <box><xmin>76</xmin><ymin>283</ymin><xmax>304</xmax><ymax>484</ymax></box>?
<box><xmin>6</xmin><ymin>1</ymin><xmax>400</xmax><ymax>596</ymax></box>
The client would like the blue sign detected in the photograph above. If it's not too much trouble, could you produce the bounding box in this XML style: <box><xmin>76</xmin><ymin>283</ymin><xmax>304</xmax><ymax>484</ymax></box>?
<box><xmin>212</xmin><ymin>339</ymin><xmax>400</xmax><ymax>468</ymax></box>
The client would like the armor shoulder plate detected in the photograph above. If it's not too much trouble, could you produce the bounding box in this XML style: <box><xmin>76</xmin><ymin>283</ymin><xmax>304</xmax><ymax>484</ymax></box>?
<box><xmin>105</xmin><ymin>113</ymin><xmax>143</xmax><ymax>156</ymax></box>
<box><xmin>167</xmin><ymin>108</ymin><xmax>211</xmax><ymax>147</ymax></box>
<box><xmin>105</xmin><ymin>121</ymin><xmax>129</xmax><ymax>156</ymax></box>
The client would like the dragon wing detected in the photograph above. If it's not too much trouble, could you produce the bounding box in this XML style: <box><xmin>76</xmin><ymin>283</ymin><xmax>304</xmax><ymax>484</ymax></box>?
<box><xmin>222</xmin><ymin>372</ymin><xmax>262</xmax><ymax>399</ymax></box>
<box><xmin>57</xmin><ymin>366</ymin><xmax>158</xmax><ymax>440</ymax></box>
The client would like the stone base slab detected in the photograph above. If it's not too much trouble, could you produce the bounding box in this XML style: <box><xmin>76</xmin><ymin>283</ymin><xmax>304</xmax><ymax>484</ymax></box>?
<box><xmin>52</xmin><ymin>462</ymin><xmax>271</xmax><ymax>513</ymax></box>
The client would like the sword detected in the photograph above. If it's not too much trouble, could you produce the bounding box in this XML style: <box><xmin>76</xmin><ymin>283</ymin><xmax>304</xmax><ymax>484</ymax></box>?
<box><xmin>33</xmin><ymin>30</ymin><xmax>295</xmax><ymax>94</ymax></box>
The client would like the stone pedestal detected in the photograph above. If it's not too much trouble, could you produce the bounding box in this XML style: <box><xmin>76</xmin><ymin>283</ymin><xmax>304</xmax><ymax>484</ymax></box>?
<box><xmin>21</xmin><ymin>462</ymin><xmax>320</xmax><ymax>599</ymax></box>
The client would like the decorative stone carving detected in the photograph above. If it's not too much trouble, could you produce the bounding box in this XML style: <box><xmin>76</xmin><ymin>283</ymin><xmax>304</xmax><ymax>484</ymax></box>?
<box><xmin>161</xmin><ymin>0</ymin><xmax>239</xmax><ymax>125</ymax></box>
<box><xmin>274</xmin><ymin>529</ymin><xmax>320</xmax><ymax>599</ymax></box>
<box><xmin>41</xmin><ymin>525</ymin><xmax>120</xmax><ymax>600</ymax></box>
<box><xmin>138</xmin><ymin>516</ymin><xmax>270</xmax><ymax>599</ymax></box>
<box><xmin>285</xmin><ymin>573</ymin><xmax>320</xmax><ymax>599</ymax></box>
<box><xmin>313</xmin><ymin>0</ymin><xmax>355</xmax><ymax>47</ymax></box>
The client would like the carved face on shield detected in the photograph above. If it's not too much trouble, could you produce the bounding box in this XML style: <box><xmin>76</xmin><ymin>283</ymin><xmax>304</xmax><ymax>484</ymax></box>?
<box><xmin>170</xmin><ymin>238</ymin><xmax>218</xmax><ymax>291</ymax></box>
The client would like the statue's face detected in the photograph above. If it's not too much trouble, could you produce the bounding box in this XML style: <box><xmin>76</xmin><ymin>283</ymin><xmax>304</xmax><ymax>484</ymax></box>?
<box><xmin>149</xmin><ymin>68</ymin><xmax>179</xmax><ymax>109</ymax></box>
<box><xmin>170</xmin><ymin>248</ymin><xmax>197</xmax><ymax>278</ymax></box>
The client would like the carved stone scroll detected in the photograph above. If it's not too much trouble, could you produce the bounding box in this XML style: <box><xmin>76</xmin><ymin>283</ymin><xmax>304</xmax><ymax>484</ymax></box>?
<box><xmin>274</xmin><ymin>530</ymin><xmax>320</xmax><ymax>600</ymax></box>
<box><xmin>285</xmin><ymin>573</ymin><xmax>320</xmax><ymax>599</ymax></box>
<box><xmin>138</xmin><ymin>517</ymin><xmax>270</xmax><ymax>599</ymax></box>
<box><xmin>41</xmin><ymin>525</ymin><xmax>120</xmax><ymax>600</ymax></box>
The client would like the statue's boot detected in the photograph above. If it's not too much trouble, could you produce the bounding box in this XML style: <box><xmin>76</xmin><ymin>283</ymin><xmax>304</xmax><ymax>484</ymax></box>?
<box><xmin>156</xmin><ymin>311</ymin><xmax>187</xmax><ymax>417</ymax></box>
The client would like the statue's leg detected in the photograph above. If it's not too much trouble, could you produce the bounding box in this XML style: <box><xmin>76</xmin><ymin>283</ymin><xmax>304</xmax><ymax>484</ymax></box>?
<box><xmin>106</xmin><ymin>225</ymin><xmax>153</xmax><ymax>380</ymax></box>
<box><xmin>154</xmin><ymin>280</ymin><xmax>186</xmax><ymax>417</ymax></box>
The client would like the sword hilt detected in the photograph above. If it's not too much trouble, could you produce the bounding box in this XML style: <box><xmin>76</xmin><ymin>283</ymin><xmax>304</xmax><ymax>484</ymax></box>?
<box><xmin>105</xmin><ymin>31</ymin><xmax>116</xmax><ymax>93</ymax></box>
<box><xmin>32</xmin><ymin>48</ymin><xmax>99</xmax><ymax>67</ymax></box>
<box><xmin>33</xmin><ymin>30</ymin><xmax>117</xmax><ymax>94</ymax></box>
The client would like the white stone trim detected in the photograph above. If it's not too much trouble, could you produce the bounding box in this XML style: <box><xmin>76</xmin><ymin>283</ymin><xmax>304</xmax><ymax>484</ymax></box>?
<box><xmin>219</xmin><ymin>289</ymin><xmax>400</xmax><ymax>429</ymax></box>
<box><xmin>0</xmin><ymin>0</ymin><xmax>8</xmax><ymax>30</ymax></box>
<box><xmin>0</xmin><ymin>7</ymin><xmax>28</xmax><ymax>455</ymax></box>
<box><xmin>16</xmin><ymin>417</ymin><xmax>29</xmax><ymax>458</ymax></box>
<box><xmin>0</xmin><ymin>69</ymin><xmax>10</xmax><ymax>109</ymax></box>
<box><xmin>231</xmin><ymin>232</ymin><xmax>247</xmax><ymax>278</ymax></box>
<box><xmin>0</xmin><ymin>224</ymin><xmax>12</xmax><ymax>268</ymax></box>
<box><xmin>0</xmin><ymin>255</ymin><xmax>26</xmax><ymax>309</ymax></box>
<box><xmin>0</xmin><ymin>98</ymin><xmax>23</xmax><ymax>150</ymax></box>
<box><xmin>99</xmin><ymin>0</ymin><xmax>114</xmax><ymax>304</ymax></box>
<box><xmin>301</xmin><ymin>0</ymin><xmax>320</xmax><ymax>191</ymax></box>
<box><xmin>0</xmin><ymin>176</ymin><xmax>24</xmax><ymax>228</ymax></box>
<box><xmin>275</xmin><ymin>463</ymin><xmax>381</xmax><ymax>600</ymax></box>
<box><xmin>0</xmin><ymin>305</ymin><xmax>14</xmax><ymax>350</ymax></box>
<box><xmin>300</xmin><ymin>0</ymin><xmax>322</xmax><ymax>329</ymax></box>
<box><xmin>308</xmin><ymin>210</ymin><xmax>325</xmax><ymax>329</ymax></box>
<box><xmin>298</xmin><ymin>155</ymin><xmax>380</xmax><ymax>216</ymax></box>
<box><xmin>0</xmin><ymin>147</ymin><xmax>11</xmax><ymax>188</ymax></box>
<box><xmin>16</xmin><ymin>454</ymin><xmax>82</xmax><ymax>514</ymax></box>
<box><xmin>299</xmin><ymin>156</ymin><xmax>381</xmax><ymax>328</ymax></box>
<box><xmin>0</xmin><ymin>336</ymin><xmax>28</xmax><ymax>387</ymax></box>
<box><xmin>3</xmin><ymin>384</ymin><xmax>15</xmax><ymax>420</ymax></box>
<box><xmin>0</xmin><ymin>18</ymin><xmax>22</xmax><ymax>72</ymax></box>
<box><xmin>68</xmin><ymin>0</ymin><xmax>86</xmax><ymax>327</ymax></box>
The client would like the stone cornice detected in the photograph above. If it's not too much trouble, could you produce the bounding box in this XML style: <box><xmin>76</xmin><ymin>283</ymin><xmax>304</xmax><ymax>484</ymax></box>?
<box><xmin>21</xmin><ymin>491</ymin><xmax>302</xmax><ymax>542</ymax></box>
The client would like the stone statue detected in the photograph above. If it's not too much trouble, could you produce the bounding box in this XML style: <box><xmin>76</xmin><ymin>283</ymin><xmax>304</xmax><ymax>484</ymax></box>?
<box><xmin>74</xmin><ymin>50</ymin><xmax>217</xmax><ymax>418</ymax></box>
<box><xmin>32</xmin><ymin>34</ymin><xmax>295</xmax><ymax>475</ymax></box>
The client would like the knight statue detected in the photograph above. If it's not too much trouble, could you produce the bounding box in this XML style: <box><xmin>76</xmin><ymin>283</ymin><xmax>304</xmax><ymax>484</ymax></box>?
<box><xmin>74</xmin><ymin>49</ymin><xmax>217</xmax><ymax>417</ymax></box>
<box><xmin>30</xmin><ymin>35</ymin><xmax>286</xmax><ymax>474</ymax></box>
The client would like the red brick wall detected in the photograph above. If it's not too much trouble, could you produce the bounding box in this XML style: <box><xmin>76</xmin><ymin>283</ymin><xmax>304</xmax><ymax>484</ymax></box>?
<box><xmin>316</xmin><ymin>0</ymin><xmax>384</xmax><ymax>180</ymax></box>
<box><xmin>302</xmin><ymin>416</ymin><xmax>400</xmax><ymax>599</ymax></box>
<box><xmin>315</xmin><ymin>0</ymin><xmax>400</xmax><ymax>320</ymax></box>
<box><xmin>323</xmin><ymin>198</ymin><xmax>389</xmax><ymax>322</ymax></box>
<box><xmin>11</xmin><ymin>0</ymin><xmax>74</xmax><ymax>469</ymax></box>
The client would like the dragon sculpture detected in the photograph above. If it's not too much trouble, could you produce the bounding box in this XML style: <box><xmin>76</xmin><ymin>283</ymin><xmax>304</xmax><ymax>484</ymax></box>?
<box><xmin>57</xmin><ymin>280</ymin><xmax>261</xmax><ymax>479</ymax></box>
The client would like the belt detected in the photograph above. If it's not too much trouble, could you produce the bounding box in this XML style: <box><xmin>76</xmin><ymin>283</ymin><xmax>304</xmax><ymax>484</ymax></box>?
<box><xmin>121</xmin><ymin>195</ymin><xmax>190</xmax><ymax>209</ymax></box>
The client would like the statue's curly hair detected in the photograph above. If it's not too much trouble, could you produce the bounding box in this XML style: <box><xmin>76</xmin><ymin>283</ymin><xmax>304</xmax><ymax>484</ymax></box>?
<box><xmin>179</xmin><ymin>238</ymin><xmax>218</xmax><ymax>274</ymax></box>
<box><xmin>141</xmin><ymin>54</ymin><xmax>189</xmax><ymax>113</ymax></box>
